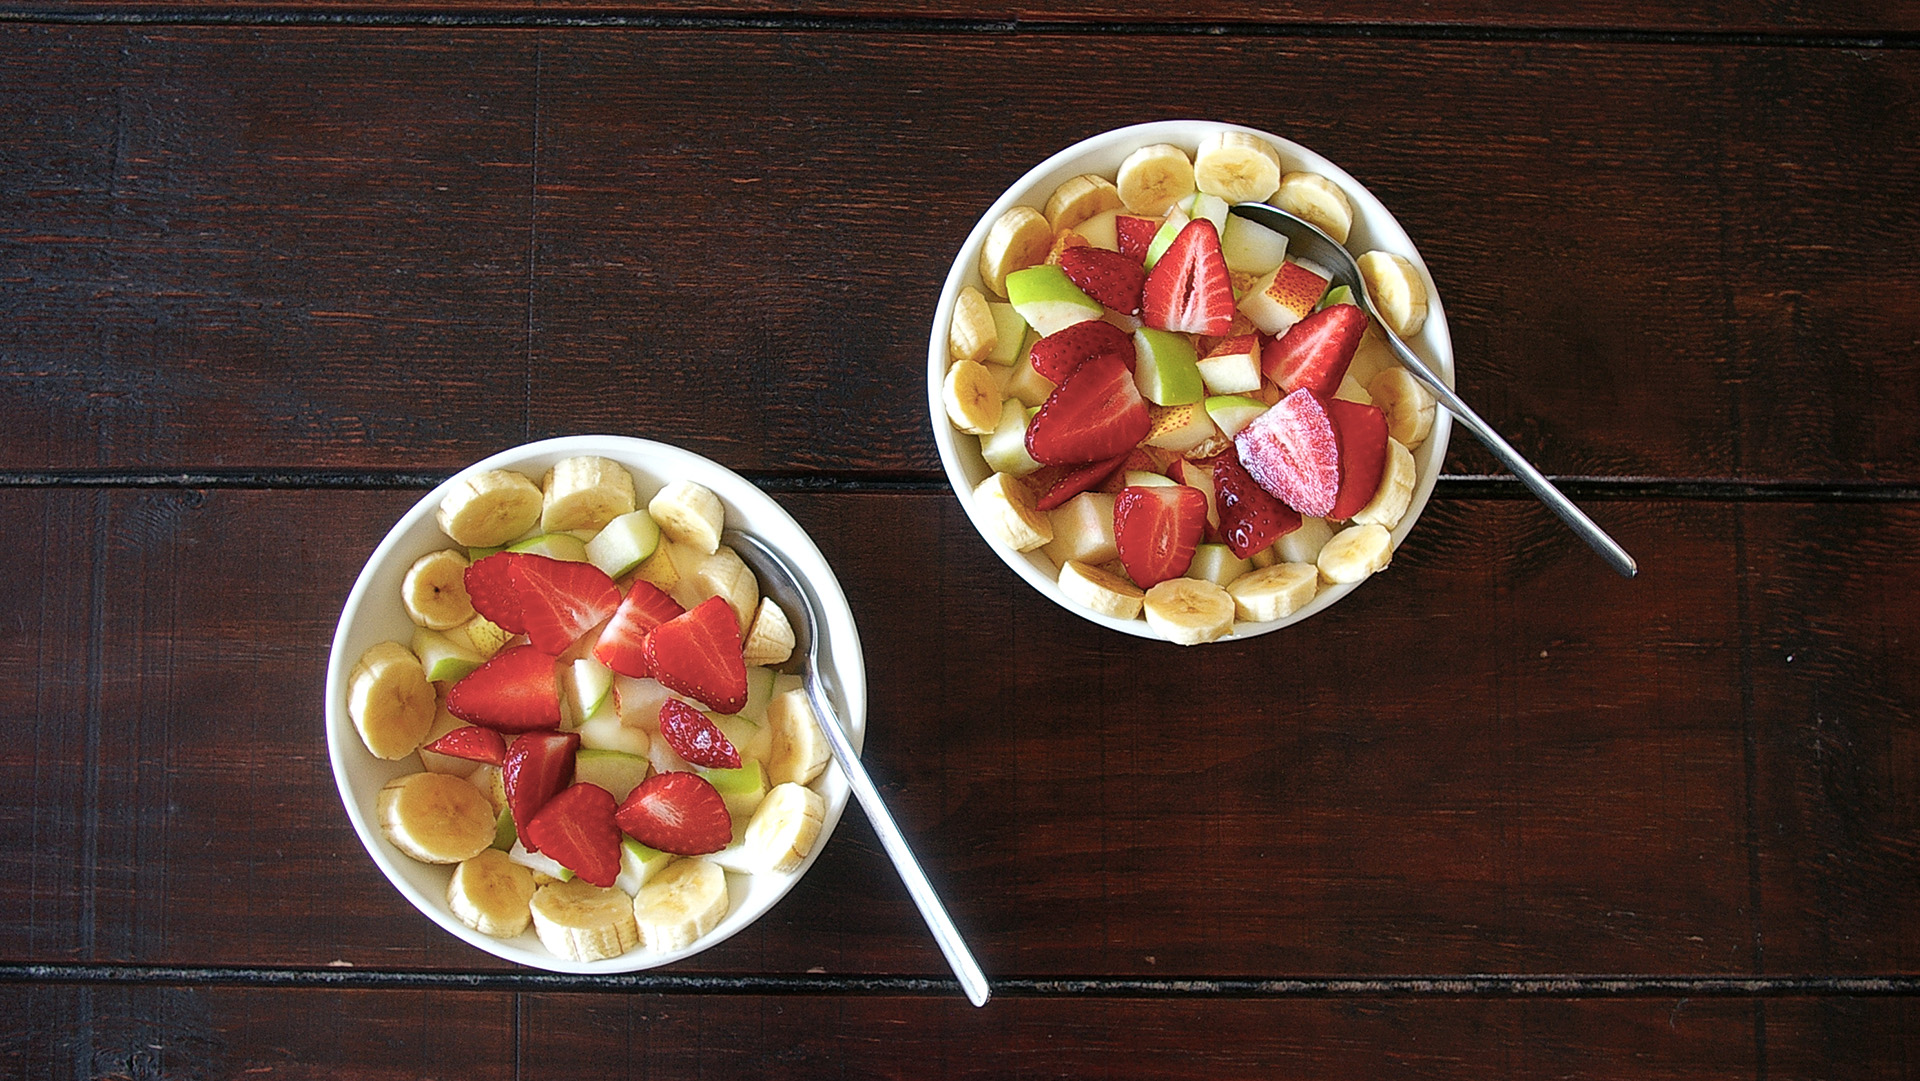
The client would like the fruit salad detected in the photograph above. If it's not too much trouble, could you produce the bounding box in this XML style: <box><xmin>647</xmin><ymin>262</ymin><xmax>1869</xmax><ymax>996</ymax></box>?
<box><xmin>942</xmin><ymin>129</ymin><xmax>1440</xmax><ymax>644</ymax></box>
<box><xmin>345</xmin><ymin>455</ymin><xmax>834</xmax><ymax>962</ymax></box>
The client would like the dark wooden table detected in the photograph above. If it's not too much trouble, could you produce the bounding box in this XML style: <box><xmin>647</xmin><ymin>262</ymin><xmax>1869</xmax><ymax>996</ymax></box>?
<box><xmin>4</xmin><ymin>2</ymin><xmax>1917</xmax><ymax>1076</ymax></box>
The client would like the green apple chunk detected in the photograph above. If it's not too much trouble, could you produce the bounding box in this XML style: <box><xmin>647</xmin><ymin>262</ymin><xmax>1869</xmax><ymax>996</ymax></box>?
<box><xmin>699</xmin><ymin>760</ymin><xmax>769</xmax><ymax>818</ymax></box>
<box><xmin>411</xmin><ymin>626</ymin><xmax>484</xmax><ymax>684</ymax></box>
<box><xmin>1220</xmin><ymin>213</ymin><xmax>1290</xmax><ymax>276</ymax></box>
<box><xmin>1180</xmin><ymin>191</ymin><xmax>1230</xmax><ymax>235</ymax></box>
<box><xmin>1318</xmin><ymin>284</ymin><xmax>1355</xmax><ymax>310</ymax></box>
<box><xmin>986</xmin><ymin>303</ymin><xmax>1030</xmax><ymax>365</ymax></box>
<box><xmin>507</xmin><ymin>532</ymin><xmax>589</xmax><ymax>562</ymax></box>
<box><xmin>709</xmin><ymin>711</ymin><xmax>766</xmax><ymax>765</ymax></box>
<box><xmin>574</xmin><ymin>747</ymin><xmax>650</xmax><ymax>802</ymax></box>
<box><xmin>577</xmin><ymin>710</ymin><xmax>650</xmax><ymax>758</ymax></box>
<box><xmin>736</xmin><ymin>667</ymin><xmax>779</xmax><ymax>726</ymax></box>
<box><xmin>1143</xmin><ymin>205</ymin><xmax>1190</xmax><ymax>270</ymax></box>
<box><xmin>1005</xmin><ymin>265</ymin><xmax>1104</xmax><ymax>336</ymax></box>
<box><xmin>562</xmin><ymin>657</ymin><xmax>615</xmax><ymax>725</ymax></box>
<box><xmin>980</xmin><ymin>398</ymin><xmax>1044</xmax><ymax>477</ymax></box>
<box><xmin>1204</xmin><ymin>394</ymin><xmax>1269</xmax><ymax>439</ymax></box>
<box><xmin>1187</xmin><ymin>543</ymin><xmax>1252</xmax><ymax>587</ymax></box>
<box><xmin>616</xmin><ymin>836</ymin><xmax>673</xmax><ymax>895</ymax></box>
<box><xmin>1132</xmin><ymin>328</ymin><xmax>1204</xmax><ymax>406</ymax></box>
<box><xmin>490</xmin><ymin>808</ymin><xmax>517</xmax><ymax>852</ymax></box>
<box><xmin>584</xmin><ymin>509</ymin><xmax>661</xmax><ymax>579</ymax></box>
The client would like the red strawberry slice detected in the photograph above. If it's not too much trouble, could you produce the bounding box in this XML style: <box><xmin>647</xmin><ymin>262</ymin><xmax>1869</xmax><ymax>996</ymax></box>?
<box><xmin>1114</xmin><ymin>483</ymin><xmax>1209</xmax><ymax>589</ymax></box>
<box><xmin>1262</xmin><ymin>303</ymin><xmax>1368</xmax><ymax>399</ymax></box>
<box><xmin>657</xmin><ymin>698</ymin><xmax>741</xmax><ymax>769</ymax></box>
<box><xmin>1027</xmin><ymin>319</ymin><xmax>1134</xmax><ymax>384</ymax></box>
<box><xmin>522</xmin><ymin>782</ymin><xmax>623</xmax><ymax>887</ymax></box>
<box><xmin>508</xmin><ymin>555</ymin><xmax>621</xmax><ymax>656</ymax></box>
<box><xmin>446</xmin><ymin>643</ymin><xmax>562</xmax><ymax>732</ymax></box>
<box><xmin>1141</xmin><ymin>218</ymin><xmax>1235</xmax><ymax>336</ymax></box>
<box><xmin>502</xmin><ymin>729</ymin><xmax>579</xmax><ymax>841</ymax></box>
<box><xmin>1116</xmin><ymin>214</ymin><xmax>1159</xmax><ymax>263</ymax></box>
<box><xmin>1036</xmin><ymin>451</ymin><xmax>1131</xmax><ymax>511</ymax></box>
<box><xmin>423</xmin><ymin>724</ymin><xmax>507</xmax><ymax>767</ymax></box>
<box><xmin>1058</xmin><ymin>246</ymin><xmax>1148</xmax><ymax>315</ymax></box>
<box><xmin>1326</xmin><ymin>398</ymin><xmax>1391</xmax><ymax>520</ymax></box>
<box><xmin>614</xmin><ymin>771</ymin><xmax>733</xmax><ymax>856</ymax></box>
<box><xmin>593</xmin><ymin>579</ymin><xmax>685</xmax><ymax>678</ymax></box>
<box><xmin>643</xmin><ymin>596</ymin><xmax>749</xmax><ymax>714</ymax></box>
<box><xmin>1210</xmin><ymin>452</ymin><xmax>1302</xmax><ymax>559</ymax></box>
<box><xmin>1025</xmin><ymin>352</ymin><xmax>1152</xmax><ymax>466</ymax></box>
<box><xmin>1234</xmin><ymin>389</ymin><xmax>1341</xmax><ymax>517</ymax></box>
<box><xmin>464</xmin><ymin>551</ymin><xmax>530</xmax><ymax>635</ymax></box>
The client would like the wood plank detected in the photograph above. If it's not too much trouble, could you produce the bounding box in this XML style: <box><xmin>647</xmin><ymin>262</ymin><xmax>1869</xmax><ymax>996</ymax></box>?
<box><xmin>2</xmin><ymin>489</ymin><xmax>1913</xmax><ymax>979</ymax></box>
<box><xmin>1</xmin><ymin>29</ymin><xmax>1916</xmax><ymax>482</ymax></box>
<box><xmin>6</xmin><ymin>985</ymin><xmax>1915</xmax><ymax>1079</ymax></box>
<box><xmin>5</xmin><ymin>1</ymin><xmax>1918</xmax><ymax>35</ymax></box>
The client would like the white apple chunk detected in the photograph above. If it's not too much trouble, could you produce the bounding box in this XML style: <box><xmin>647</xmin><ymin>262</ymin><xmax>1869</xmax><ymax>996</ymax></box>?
<box><xmin>1195</xmin><ymin>334</ymin><xmax>1263</xmax><ymax>395</ymax></box>
<box><xmin>1041</xmin><ymin>491</ymin><xmax>1119</xmax><ymax>569</ymax></box>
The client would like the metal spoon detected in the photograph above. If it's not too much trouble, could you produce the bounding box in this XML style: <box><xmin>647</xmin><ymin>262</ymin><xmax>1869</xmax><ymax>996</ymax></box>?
<box><xmin>724</xmin><ymin>528</ymin><xmax>992</xmax><ymax>1008</ymax></box>
<box><xmin>1229</xmin><ymin>203</ymin><xmax>1638</xmax><ymax>578</ymax></box>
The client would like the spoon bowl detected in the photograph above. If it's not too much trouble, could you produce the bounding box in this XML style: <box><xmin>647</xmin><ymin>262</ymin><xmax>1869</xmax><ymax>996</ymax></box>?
<box><xmin>724</xmin><ymin>528</ymin><xmax>992</xmax><ymax>1007</ymax></box>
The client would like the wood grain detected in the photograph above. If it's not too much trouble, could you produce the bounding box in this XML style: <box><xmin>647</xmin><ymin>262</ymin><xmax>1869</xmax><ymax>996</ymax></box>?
<box><xmin>2</xmin><ymin>489</ymin><xmax>1911</xmax><ymax>979</ymax></box>
<box><xmin>0</xmin><ymin>28</ymin><xmax>1915</xmax><ymax>483</ymax></box>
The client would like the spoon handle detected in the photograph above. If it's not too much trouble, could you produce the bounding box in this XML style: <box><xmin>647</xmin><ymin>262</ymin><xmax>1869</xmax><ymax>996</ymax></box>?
<box><xmin>805</xmin><ymin>683</ymin><xmax>992</xmax><ymax>1007</ymax></box>
<box><xmin>1379</xmin><ymin>332</ymin><xmax>1638</xmax><ymax>578</ymax></box>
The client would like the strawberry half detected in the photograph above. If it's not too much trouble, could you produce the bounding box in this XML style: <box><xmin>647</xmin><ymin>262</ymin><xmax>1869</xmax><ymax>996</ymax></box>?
<box><xmin>522</xmin><ymin>782</ymin><xmax>623</xmax><ymax>887</ymax></box>
<box><xmin>1140</xmin><ymin>218</ymin><xmax>1235</xmax><ymax>336</ymax></box>
<box><xmin>614</xmin><ymin>771</ymin><xmax>733</xmax><ymax>856</ymax></box>
<box><xmin>644</xmin><ymin>596</ymin><xmax>749</xmax><ymax>714</ymax></box>
<box><xmin>1114</xmin><ymin>483</ymin><xmax>1209</xmax><ymax>589</ymax></box>
<box><xmin>509</xmin><ymin>555</ymin><xmax>621</xmax><ymax>655</ymax></box>
<box><xmin>1027</xmin><ymin>319</ymin><xmax>1134</xmax><ymax>384</ymax></box>
<box><xmin>502</xmin><ymin>729</ymin><xmax>579</xmax><ymax>841</ymax></box>
<box><xmin>657</xmin><ymin>698</ymin><xmax>741</xmax><ymax>769</ymax></box>
<box><xmin>464</xmin><ymin>551</ymin><xmax>529</xmax><ymax>634</ymax></box>
<box><xmin>593</xmin><ymin>579</ymin><xmax>685</xmax><ymax>678</ymax></box>
<box><xmin>1262</xmin><ymin>303</ymin><xmax>1368</xmax><ymax>399</ymax></box>
<box><xmin>1234</xmin><ymin>389</ymin><xmax>1341</xmax><ymax>517</ymax></box>
<box><xmin>1035</xmin><ymin>451</ymin><xmax>1131</xmax><ymax>512</ymax></box>
<box><xmin>1326</xmin><ymin>398</ymin><xmax>1391</xmax><ymax>520</ymax></box>
<box><xmin>1025</xmin><ymin>352</ymin><xmax>1152</xmax><ymax>466</ymax></box>
<box><xmin>446</xmin><ymin>643</ymin><xmax>562</xmax><ymax>732</ymax></box>
<box><xmin>1116</xmin><ymin>214</ymin><xmax>1160</xmax><ymax>264</ymax></box>
<box><xmin>423</xmin><ymin>724</ymin><xmax>507</xmax><ymax>767</ymax></box>
<box><xmin>1058</xmin><ymin>246</ymin><xmax>1148</xmax><ymax>315</ymax></box>
<box><xmin>1211</xmin><ymin>452</ymin><xmax>1302</xmax><ymax>559</ymax></box>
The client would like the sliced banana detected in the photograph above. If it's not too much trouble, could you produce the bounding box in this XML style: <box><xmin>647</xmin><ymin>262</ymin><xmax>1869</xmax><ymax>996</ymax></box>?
<box><xmin>632</xmin><ymin>858</ymin><xmax>729</xmax><ymax>952</ymax></box>
<box><xmin>978</xmin><ymin>205</ymin><xmax>1053</xmax><ymax>299</ymax></box>
<box><xmin>347</xmin><ymin>640</ymin><xmax>437</xmax><ymax>760</ymax></box>
<box><xmin>647</xmin><ymin>479</ymin><xmax>724</xmax><ymax>556</ymax></box>
<box><xmin>448</xmin><ymin>848</ymin><xmax>537</xmax><ymax>938</ymax></box>
<box><xmin>538</xmin><ymin>456</ymin><xmax>636</xmax><ymax>535</ymax></box>
<box><xmin>741</xmin><ymin>597</ymin><xmax>796</xmax><ymax>668</ymax></box>
<box><xmin>948</xmin><ymin>285</ymin><xmax>998</xmax><ymax>364</ymax></box>
<box><xmin>1272</xmin><ymin>171</ymin><xmax>1355</xmax><ymax>245</ymax></box>
<box><xmin>1226</xmin><ymin>562</ymin><xmax>1320</xmax><ymax>622</ymax></box>
<box><xmin>435</xmin><ymin>468</ymin><xmax>544</xmax><ymax>548</ymax></box>
<box><xmin>378</xmin><ymin>770</ymin><xmax>498</xmax><ymax>865</ymax></box>
<box><xmin>530</xmin><ymin>877</ymin><xmax>640</xmax><ymax>961</ymax></box>
<box><xmin>1317</xmin><ymin>523</ymin><xmax>1394</xmax><ymax>583</ymax></box>
<box><xmin>765</xmin><ymin>686</ymin><xmax>830</xmax><ymax>786</ymax></box>
<box><xmin>667</xmin><ymin>544</ymin><xmax>759</xmax><ymax>634</ymax></box>
<box><xmin>1351</xmin><ymin>438</ymin><xmax>1417</xmax><ymax>530</ymax></box>
<box><xmin>1044</xmin><ymin>173</ymin><xmax>1124</xmax><ymax>231</ymax></box>
<box><xmin>972</xmin><ymin>471</ymin><xmax>1053</xmax><ymax>552</ymax></box>
<box><xmin>1115</xmin><ymin>143</ymin><xmax>1196</xmax><ymax>216</ymax></box>
<box><xmin>740</xmin><ymin>781</ymin><xmax>826</xmax><ymax>874</ymax></box>
<box><xmin>1057</xmin><ymin>559</ymin><xmax>1145</xmax><ymax>620</ymax></box>
<box><xmin>944</xmin><ymin>359</ymin><xmax>1004</xmax><ymax>436</ymax></box>
<box><xmin>401</xmin><ymin>548</ymin><xmax>475</xmax><ymax>630</ymax></box>
<box><xmin>1367</xmin><ymin>367</ymin><xmax>1436</xmax><ymax>448</ymax></box>
<box><xmin>1358</xmin><ymin>251</ymin><xmax>1429</xmax><ymax>337</ymax></box>
<box><xmin>1142</xmin><ymin>577</ymin><xmax>1236</xmax><ymax>645</ymax></box>
<box><xmin>1193</xmin><ymin>130</ymin><xmax>1283</xmax><ymax>204</ymax></box>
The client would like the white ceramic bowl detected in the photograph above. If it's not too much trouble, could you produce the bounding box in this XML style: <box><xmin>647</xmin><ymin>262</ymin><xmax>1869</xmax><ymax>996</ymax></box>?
<box><xmin>326</xmin><ymin>435</ymin><xmax>865</xmax><ymax>972</ymax></box>
<box><xmin>928</xmin><ymin>120</ymin><xmax>1455</xmax><ymax>642</ymax></box>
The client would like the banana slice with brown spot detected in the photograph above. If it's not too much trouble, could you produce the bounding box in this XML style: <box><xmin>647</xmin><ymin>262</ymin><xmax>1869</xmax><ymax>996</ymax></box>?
<box><xmin>401</xmin><ymin>548</ymin><xmax>474</xmax><ymax>630</ymax></box>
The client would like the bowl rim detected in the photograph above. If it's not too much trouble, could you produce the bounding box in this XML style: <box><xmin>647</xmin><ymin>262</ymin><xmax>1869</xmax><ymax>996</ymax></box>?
<box><xmin>325</xmin><ymin>434</ymin><xmax>865</xmax><ymax>973</ymax></box>
<box><xmin>927</xmin><ymin>119</ymin><xmax>1455</xmax><ymax>643</ymax></box>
